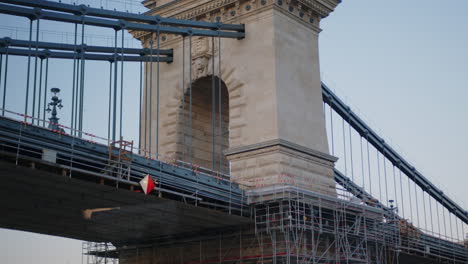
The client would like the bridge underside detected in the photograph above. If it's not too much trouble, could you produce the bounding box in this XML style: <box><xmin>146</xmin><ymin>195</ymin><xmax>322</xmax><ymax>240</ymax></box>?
<box><xmin>0</xmin><ymin>160</ymin><xmax>249</xmax><ymax>245</ymax></box>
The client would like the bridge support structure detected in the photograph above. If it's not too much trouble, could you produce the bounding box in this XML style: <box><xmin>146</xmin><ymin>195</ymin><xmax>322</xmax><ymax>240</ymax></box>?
<box><xmin>105</xmin><ymin>183</ymin><xmax>467</xmax><ymax>264</ymax></box>
<box><xmin>115</xmin><ymin>185</ymin><xmax>399</xmax><ymax>264</ymax></box>
<box><xmin>138</xmin><ymin>0</ymin><xmax>340</xmax><ymax>195</ymax></box>
<box><xmin>0</xmin><ymin>1</ymin><xmax>466</xmax><ymax>263</ymax></box>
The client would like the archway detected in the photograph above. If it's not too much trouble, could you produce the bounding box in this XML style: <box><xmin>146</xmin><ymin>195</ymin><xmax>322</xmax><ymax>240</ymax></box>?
<box><xmin>176</xmin><ymin>76</ymin><xmax>229</xmax><ymax>173</ymax></box>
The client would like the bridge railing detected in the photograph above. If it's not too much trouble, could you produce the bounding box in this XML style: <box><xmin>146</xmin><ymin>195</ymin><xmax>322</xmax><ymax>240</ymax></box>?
<box><xmin>0</xmin><ymin>108</ymin><xmax>249</xmax><ymax>216</ymax></box>
<box><xmin>0</xmin><ymin>107</ymin><xmax>234</xmax><ymax>180</ymax></box>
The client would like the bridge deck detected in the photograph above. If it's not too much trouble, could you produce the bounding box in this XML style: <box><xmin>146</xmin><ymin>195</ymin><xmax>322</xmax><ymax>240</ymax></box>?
<box><xmin>0</xmin><ymin>116</ymin><xmax>250</xmax><ymax>244</ymax></box>
<box><xmin>0</xmin><ymin>116</ymin><xmax>466</xmax><ymax>262</ymax></box>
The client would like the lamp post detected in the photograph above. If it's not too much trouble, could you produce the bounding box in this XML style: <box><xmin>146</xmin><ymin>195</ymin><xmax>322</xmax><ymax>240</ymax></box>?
<box><xmin>46</xmin><ymin>87</ymin><xmax>64</xmax><ymax>133</ymax></box>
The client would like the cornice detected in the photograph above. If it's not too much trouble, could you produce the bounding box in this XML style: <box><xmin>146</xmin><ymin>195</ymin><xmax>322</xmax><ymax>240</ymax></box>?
<box><xmin>298</xmin><ymin>0</ymin><xmax>341</xmax><ymax>18</ymax></box>
<box><xmin>133</xmin><ymin>0</ymin><xmax>338</xmax><ymax>41</ymax></box>
<box><xmin>146</xmin><ymin>0</ymin><xmax>340</xmax><ymax>19</ymax></box>
<box><xmin>224</xmin><ymin>138</ymin><xmax>338</xmax><ymax>163</ymax></box>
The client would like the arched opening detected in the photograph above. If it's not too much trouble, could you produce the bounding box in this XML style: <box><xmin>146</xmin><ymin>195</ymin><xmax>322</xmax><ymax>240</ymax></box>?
<box><xmin>176</xmin><ymin>76</ymin><xmax>229</xmax><ymax>173</ymax></box>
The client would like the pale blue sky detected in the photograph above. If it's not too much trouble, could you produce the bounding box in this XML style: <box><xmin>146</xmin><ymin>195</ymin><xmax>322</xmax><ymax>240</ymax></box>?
<box><xmin>1</xmin><ymin>0</ymin><xmax>467</xmax><ymax>263</ymax></box>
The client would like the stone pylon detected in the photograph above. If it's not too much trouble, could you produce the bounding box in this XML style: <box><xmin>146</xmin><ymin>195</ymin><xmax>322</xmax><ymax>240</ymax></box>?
<box><xmin>136</xmin><ymin>0</ymin><xmax>341</xmax><ymax>195</ymax></box>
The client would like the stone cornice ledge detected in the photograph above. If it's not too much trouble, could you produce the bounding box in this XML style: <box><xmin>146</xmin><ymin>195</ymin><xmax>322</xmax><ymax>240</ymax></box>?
<box><xmin>298</xmin><ymin>0</ymin><xmax>341</xmax><ymax>18</ymax></box>
<box><xmin>144</xmin><ymin>0</ymin><xmax>341</xmax><ymax>21</ymax></box>
<box><xmin>225</xmin><ymin>139</ymin><xmax>338</xmax><ymax>162</ymax></box>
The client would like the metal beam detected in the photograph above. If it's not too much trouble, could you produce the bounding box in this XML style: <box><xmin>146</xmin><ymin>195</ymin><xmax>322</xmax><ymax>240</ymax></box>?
<box><xmin>322</xmin><ymin>82</ymin><xmax>468</xmax><ymax>224</ymax></box>
<box><xmin>0</xmin><ymin>47</ymin><xmax>172</xmax><ymax>62</ymax></box>
<box><xmin>0</xmin><ymin>37</ymin><xmax>173</xmax><ymax>56</ymax></box>
<box><xmin>0</xmin><ymin>2</ymin><xmax>245</xmax><ymax>39</ymax></box>
<box><xmin>0</xmin><ymin>0</ymin><xmax>244</xmax><ymax>32</ymax></box>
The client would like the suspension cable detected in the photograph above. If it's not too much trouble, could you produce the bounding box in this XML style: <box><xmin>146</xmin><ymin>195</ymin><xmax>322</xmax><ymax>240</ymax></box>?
<box><xmin>189</xmin><ymin>32</ymin><xmax>193</xmax><ymax>165</ymax></box>
<box><xmin>138</xmin><ymin>60</ymin><xmax>142</xmax><ymax>150</ymax></box>
<box><xmin>218</xmin><ymin>33</ymin><xmax>222</xmax><ymax>173</ymax></box>
<box><xmin>1</xmin><ymin>46</ymin><xmax>8</xmax><ymax>116</ymax></box>
<box><xmin>32</xmin><ymin>19</ymin><xmax>40</xmax><ymax>122</ymax></box>
<box><xmin>422</xmin><ymin>190</ymin><xmax>428</xmax><ymax>232</ymax></box>
<box><xmin>342</xmin><ymin>119</ymin><xmax>347</xmax><ymax>176</ymax></box>
<box><xmin>366</xmin><ymin>135</ymin><xmax>372</xmax><ymax>195</ymax></box>
<box><xmin>414</xmin><ymin>180</ymin><xmax>420</xmax><ymax>227</ymax></box>
<box><xmin>455</xmin><ymin>218</ymin><xmax>460</xmax><ymax>242</ymax></box>
<box><xmin>71</xmin><ymin>23</ymin><xmax>77</xmax><ymax>133</ymax></box>
<box><xmin>348</xmin><ymin>120</ymin><xmax>354</xmax><ymax>182</ymax></box>
<box><xmin>144</xmin><ymin>49</ymin><xmax>148</xmax><ymax>153</ymax></box>
<box><xmin>74</xmin><ymin>28</ymin><xmax>80</xmax><ymax>135</ymax></box>
<box><xmin>442</xmin><ymin>205</ymin><xmax>447</xmax><ymax>238</ymax></box>
<box><xmin>429</xmin><ymin>196</ymin><xmax>435</xmax><ymax>235</ymax></box>
<box><xmin>407</xmin><ymin>170</ymin><xmax>413</xmax><ymax>222</ymax></box>
<box><xmin>119</xmin><ymin>28</ymin><xmax>124</xmax><ymax>139</ymax></box>
<box><xmin>360</xmin><ymin>136</ymin><xmax>365</xmax><ymax>188</ymax></box>
<box><xmin>449</xmin><ymin>212</ymin><xmax>454</xmax><ymax>242</ymax></box>
<box><xmin>382</xmin><ymin>151</ymin><xmax>389</xmax><ymax>206</ymax></box>
<box><xmin>43</xmin><ymin>57</ymin><xmax>48</xmax><ymax>126</ymax></box>
<box><xmin>148</xmin><ymin>33</ymin><xmax>153</xmax><ymax>155</ymax></box>
<box><xmin>329</xmin><ymin>106</ymin><xmax>335</xmax><ymax>155</ymax></box>
<box><xmin>24</xmin><ymin>19</ymin><xmax>33</xmax><ymax>121</ymax></box>
<box><xmin>460</xmin><ymin>220</ymin><xmax>466</xmax><ymax>241</ymax></box>
<box><xmin>181</xmin><ymin>36</ymin><xmax>185</xmax><ymax>162</ymax></box>
<box><xmin>107</xmin><ymin>60</ymin><xmax>113</xmax><ymax>141</ymax></box>
<box><xmin>376</xmin><ymin>151</ymin><xmax>382</xmax><ymax>203</ymax></box>
<box><xmin>392</xmin><ymin>165</ymin><xmax>399</xmax><ymax>214</ymax></box>
<box><xmin>211</xmin><ymin>35</ymin><xmax>216</xmax><ymax>171</ymax></box>
<box><xmin>37</xmin><ymin>57</ymin><xmax>44</xmax><ymax>126</ymax></box>
<box><xmin>112</xmin><ymin>29</ymin><xmax>118</xmax><ymax>142</ymax></box>
<box><xmin>156</xmin><ymin>25</ymin><xmax>160</xmax><ymax>157</ymax></box>
<box><xmin>398</xmin><ymin>165</ymin><xmax>405</xmax><ymax>219</ymax></box>
<box><xmin>436</xmin><ymin>202</ymin><xmax>442</xmax><ymax>237</ymax></box>
<box><xmin>78</xmin><ymin>21</ymin><xmax>85</xmax><ymax>137</ymax></box>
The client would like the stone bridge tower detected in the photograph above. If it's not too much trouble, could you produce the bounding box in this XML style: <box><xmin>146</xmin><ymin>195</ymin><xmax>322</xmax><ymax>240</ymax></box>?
<box><xmin>137</xmin><ymin>0</ymin><xmax>341</xmax><ymax>194</ymax></box>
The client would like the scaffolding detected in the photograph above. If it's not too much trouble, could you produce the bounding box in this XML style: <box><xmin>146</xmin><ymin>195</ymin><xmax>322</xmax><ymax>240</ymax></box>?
<box><xmin>83</xmin><ymin>242</ymin><xmax>118</xmax><ymax>264</ymax></box>
<box><xmin>86</xmin><ymin>182</ymin><xmax>396</xmax><ymax>264</ymax></box>
<box><xmin>248</xmin><ymin>184</ymin><xmax>396</xmax><ymax>264</ymax></box>
<box><xmin>85</xmin><ymin>181</ymin><xmax>467</xmax><ymax>264</ymax></box>
<box><xmin>102</xmin><ymin>137</ymin><xmax>134</xmax><ymax>184</ymax></box>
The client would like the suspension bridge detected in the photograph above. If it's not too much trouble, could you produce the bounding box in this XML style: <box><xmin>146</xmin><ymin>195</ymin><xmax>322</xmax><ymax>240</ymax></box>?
<box><xmin>0</xmin><ymin>0</ymin><xmax>466</xmax><ymax>264</ymax></box>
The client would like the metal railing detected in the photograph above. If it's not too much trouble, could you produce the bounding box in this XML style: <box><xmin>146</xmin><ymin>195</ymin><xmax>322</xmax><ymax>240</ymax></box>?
<box><xmin>0</xmin><ymin>109</ymin><xmax>248</xmax><ymax>216</ymax></box>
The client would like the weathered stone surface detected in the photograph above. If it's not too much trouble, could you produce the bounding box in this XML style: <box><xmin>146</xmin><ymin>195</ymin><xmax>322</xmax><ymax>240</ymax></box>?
<box><xmin>136</xmin><ymin>0</ymin><xmax>341</xmax><ymax>192</ymax></box>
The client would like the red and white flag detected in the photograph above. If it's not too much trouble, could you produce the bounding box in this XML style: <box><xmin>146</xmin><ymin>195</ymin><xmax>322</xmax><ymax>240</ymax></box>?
<box><xmin>139</xmin><ymin>174</ymin><xmax>155</xmax><ymax>195</ymax></box>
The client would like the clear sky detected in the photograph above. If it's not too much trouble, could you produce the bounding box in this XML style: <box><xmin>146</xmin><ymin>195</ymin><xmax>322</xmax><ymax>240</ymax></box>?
<box><xmin>1</xmin><ymin>0</ymin><xmax>467</xmax><ymax>263</ymax></box>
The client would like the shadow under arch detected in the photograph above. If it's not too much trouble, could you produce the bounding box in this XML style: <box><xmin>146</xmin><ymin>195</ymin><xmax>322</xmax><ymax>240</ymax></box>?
<box><xmin>176</xmin><ymin>75</ymin><xmax>229</xmax><ymax>173</ymax></box>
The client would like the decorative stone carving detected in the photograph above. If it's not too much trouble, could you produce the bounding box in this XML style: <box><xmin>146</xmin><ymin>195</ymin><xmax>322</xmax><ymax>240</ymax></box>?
<box><xmin>132</xmin><ymin>0</ymin><xmax>340</xmax><ymax>42</ymax></box>
<box><xmin>192</xmin><ymin>56</ymin><xmax>210</xmax><ymax>80</ymax></box>
<box><xmin>191</xmin><ymin>37</ymin><xmax>217</xmax><ymax>80</ymax></box>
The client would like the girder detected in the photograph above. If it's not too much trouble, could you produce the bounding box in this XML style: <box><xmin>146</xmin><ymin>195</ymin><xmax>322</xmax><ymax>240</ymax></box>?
<box><xmin>0</xmin><ymin>0</ymin><xmax>244</xmax><ymax>32</ymax></box>
<box><xmin>0</xmin><ymin>0</ymin><xmax>245</xmax><ymax>39</ymax></box>
<box><xmin>0</xmin><ymin>47</ymin><xmax>173</xmax><ymax>62</ymax></box>
<box><xmin>0</xmin><ymin>37</ymin><xmax>172</xmax><ymax>56</ymax></box>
